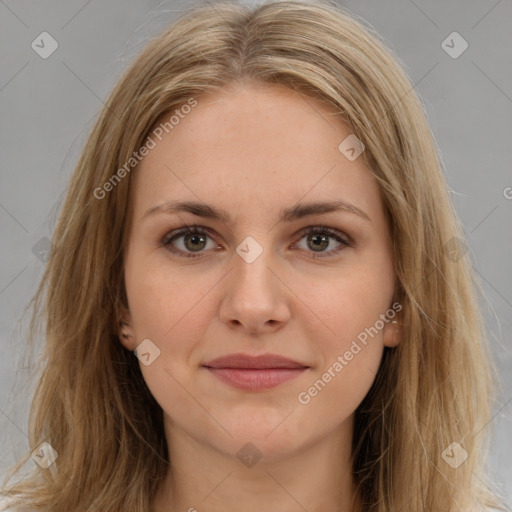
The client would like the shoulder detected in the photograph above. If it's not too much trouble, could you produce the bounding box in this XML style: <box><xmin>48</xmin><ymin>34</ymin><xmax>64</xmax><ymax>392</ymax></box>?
<box><xmin>0</xmin><ymin>495</ymin><xmax>26</xmax><ymax>512</ymax></box>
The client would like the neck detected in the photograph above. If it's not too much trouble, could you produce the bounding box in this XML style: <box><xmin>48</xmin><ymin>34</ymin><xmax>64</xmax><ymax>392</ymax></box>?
<box><xmin>153</xmin><ymin>414</ymin><xmax>361</xmax><ymax>512</ymax></box>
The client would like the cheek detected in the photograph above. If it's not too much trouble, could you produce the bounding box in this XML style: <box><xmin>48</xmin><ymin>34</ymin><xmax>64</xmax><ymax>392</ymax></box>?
<box><xmin>308</xmin><ymin>267</ymin><xmax>394</xmax><ymax>340</ymax></box>
<box><xmin>124</xmin><ymin>261</ymin><xmax>225</xmax><ymax>397</ymax></box>
<box><xmin>125</xmin><ymin>258</ymin><xmax>208</xmax><ymax>338</ymax></box>
<box><xmin>296</xmin><ymin>274</ymin><xmax>389</xmax><ymax>417</ymax></box>
<box><xmin>124</xmin><ymin>265</ymin><xmax>213</xmax><ymax>414</ymax></box>
<box><xmin>297</xmin><ymin>347</ymin><xmax>383</xmax><ymax>432</ymax></box>
<box><xmin>298</xmin><ymin>261</ymin><xmax>393</xmax><ymax>387</ymax></box>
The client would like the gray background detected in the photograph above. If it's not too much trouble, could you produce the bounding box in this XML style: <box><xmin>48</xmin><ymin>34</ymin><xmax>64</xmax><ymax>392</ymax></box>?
<box><xmin>1</xmin><ymin>0</ymin><xmax>511</xmax><ymax>507</ymax></box>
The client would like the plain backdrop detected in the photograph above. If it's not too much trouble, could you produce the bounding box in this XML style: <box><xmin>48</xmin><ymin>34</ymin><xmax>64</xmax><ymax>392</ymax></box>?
<box><xmin>1</xmin><ymin>0</ymin><xmax>511</xmax><ymax>507</ymax></box>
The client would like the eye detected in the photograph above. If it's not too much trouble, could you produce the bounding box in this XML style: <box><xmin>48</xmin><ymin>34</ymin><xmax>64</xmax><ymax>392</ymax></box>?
<box><xmin>161</xmin><ymin>224</ymin><xmax>217</xmax><ymax>258</ymax></box>
<box><xmin>161</xmin><ymin>224</ymin><xmax>351</xmax><ymax>259</ymax></box>
<box><xmin>292</xmin><ymin>225</ymin><xmax>351</xmax><ymax>259</ymax></box>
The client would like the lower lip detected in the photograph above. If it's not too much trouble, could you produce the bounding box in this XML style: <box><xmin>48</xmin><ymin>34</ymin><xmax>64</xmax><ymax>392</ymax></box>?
<box><xmin>205</xmin><ymin>367</ymin><xmax>308</xmax><ymax>390</ymax></box>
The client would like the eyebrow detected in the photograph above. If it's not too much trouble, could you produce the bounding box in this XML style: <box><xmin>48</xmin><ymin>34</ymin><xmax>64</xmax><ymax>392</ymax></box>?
<box><xmin>143</xmin><ymin>199</ymin><xmax>371</xmax><ymax>224</ymax></box>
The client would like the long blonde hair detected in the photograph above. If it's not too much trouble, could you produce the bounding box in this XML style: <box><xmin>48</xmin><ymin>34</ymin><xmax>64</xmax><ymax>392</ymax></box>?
<box><xmin>1</xmin><ymin>0</ymin><xmax>505</xmax><ymax>510</ymax></box>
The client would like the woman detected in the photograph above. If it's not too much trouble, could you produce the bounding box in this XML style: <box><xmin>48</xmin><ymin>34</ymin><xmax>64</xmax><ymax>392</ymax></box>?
<box><xmin>0</xmin><ymin>0</ymin><xmax>506</xmax><ymax>510</ymax></box>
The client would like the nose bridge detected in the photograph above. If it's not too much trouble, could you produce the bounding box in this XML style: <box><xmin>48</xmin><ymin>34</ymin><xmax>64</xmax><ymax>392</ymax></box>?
<box><xmin>232</xmin><ymin>234</ymin><xmax>276</xmax><ymax>297</ymax></box>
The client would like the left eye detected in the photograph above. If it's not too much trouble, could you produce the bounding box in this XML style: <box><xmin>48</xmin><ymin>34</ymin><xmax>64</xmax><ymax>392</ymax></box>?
<box><xmin>292</xmin><ymin>226</ymin><xmax>350</xmax><ymax>258</ymax></box>
<box><xmin>161</xmin><ymin>225</ymin><xmax>351</xmax><ymax>259</ymax></box>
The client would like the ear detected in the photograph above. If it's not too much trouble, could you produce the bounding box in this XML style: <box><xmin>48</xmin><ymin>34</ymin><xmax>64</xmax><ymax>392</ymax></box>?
<box><xmin>383</xmin><ymin>319</ymin><xmax>401</xmax><ymax>348</ymax></box>
<box><xmin>118</xmin><ymin>304</ymin><xmax>136</xmax><ymax>351</ymax></box>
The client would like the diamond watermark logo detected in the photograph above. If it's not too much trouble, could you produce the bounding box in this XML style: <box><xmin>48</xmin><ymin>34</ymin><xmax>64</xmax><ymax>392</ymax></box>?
<box><xmin>31</xmin><ymin>32</ymin><xmax>59</xmax><ymax>59</ymax></box>
<box><xmin>338</xmin><ymin>134</ymin><xmax>365</xmax><ymax>161</ymax></box>
<box><xmin>444</xmin><ymin>236</ymin><xmax>468</xmax><ymax>263</ymax></box>
<box><xmin>441</xmin><ymin>32</ymin><xmax>468</xmax><ymax>59</ymax></box>
<box><xmin>31</xmin><ymin>442</ymin><xmax>58</xmax><ymax>469</ymax></box>
<box><xmin>441</xmin><ymin>442</ymin><xmax>468</xmax><ymax>469</ymax></box>
<box><xmin>236</xmin><ymin>236</ymin><xmax>263</xmax><ymax>263</ymax></box>
<box><xmin>236</xmin><ymin>442</ymin><xmax>263</xmax><ymax>468</ymax></box>
<box><xmin>134</xmin><ymin>339</ymin><xmax>161</xmax><ymax>366</ymax></box>
<box><xmin>31</xmin><ymin>237</ymin><xmax>52</xmax><ymax>262</ymax></box>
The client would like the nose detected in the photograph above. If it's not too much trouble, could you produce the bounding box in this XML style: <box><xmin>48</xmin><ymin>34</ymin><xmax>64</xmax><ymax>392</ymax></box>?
<box><xmin>219</xmin><ymin>242</ymin><xmax>291</xmax><ymax>335</ymax></box>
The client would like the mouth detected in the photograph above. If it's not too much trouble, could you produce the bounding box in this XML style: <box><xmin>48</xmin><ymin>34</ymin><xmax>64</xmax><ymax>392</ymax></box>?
<box><xmin>202</xmin><ymin>353</ymin><xmax>309</xmax><ymax>391</ymax></box>
<box><xmin>204</xmin><ymin>367</ymin><xmax>308</xmax><ymax>391</ymax></box>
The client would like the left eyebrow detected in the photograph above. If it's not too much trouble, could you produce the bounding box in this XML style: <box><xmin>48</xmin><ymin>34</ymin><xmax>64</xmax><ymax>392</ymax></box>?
<box><xmin>143</xmin><ymin>199</ymin><xmax>371</xmax><ymax>224</ymax></box>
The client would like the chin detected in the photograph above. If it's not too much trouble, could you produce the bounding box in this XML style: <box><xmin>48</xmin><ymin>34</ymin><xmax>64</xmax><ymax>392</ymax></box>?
<box><xmin>224</xmin><ymin>419</ymin><xmax>308</xmax><ymax>460</ymax></box>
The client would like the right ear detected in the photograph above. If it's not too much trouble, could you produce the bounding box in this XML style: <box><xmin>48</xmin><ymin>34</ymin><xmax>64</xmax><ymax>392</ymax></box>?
<box><xmin>118</xmin><ymin>304</ymin><xmax>136</xmax><ymax>351</ymax></box>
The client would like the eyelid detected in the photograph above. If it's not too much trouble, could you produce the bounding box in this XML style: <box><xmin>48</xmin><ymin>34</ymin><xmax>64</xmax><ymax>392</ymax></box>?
<box><xmin>294</xmin><ymin>225</ymin><xmax>353</xmax><ymax>246</ymax></box>
<box><xmin>161</xmin><ymin>223</ymin><xmax>217</xmax><ymax>248</ymax></box>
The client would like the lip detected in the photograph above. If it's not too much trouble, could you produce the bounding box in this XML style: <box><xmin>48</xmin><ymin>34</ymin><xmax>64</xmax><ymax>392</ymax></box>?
<box><xmin>203</xmin><ymin>353</ymin><xmax>309</xmax><ymax>369</ymax></box>
<box><xmin>202</xmin><ymin>353</ymin><xmax>309</xmax><ymax>391</ymax></box>
<box><xmin>206</xmin><ymin>367</ymin><xmax>307</xmax><ymax>390</ymax></box>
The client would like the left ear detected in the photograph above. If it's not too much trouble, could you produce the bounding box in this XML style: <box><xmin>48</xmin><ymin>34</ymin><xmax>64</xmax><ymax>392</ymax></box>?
<box><xmin>383</xmin><ymin>319</ymin><xmax>401</xmax><ymax>348</ymax></box>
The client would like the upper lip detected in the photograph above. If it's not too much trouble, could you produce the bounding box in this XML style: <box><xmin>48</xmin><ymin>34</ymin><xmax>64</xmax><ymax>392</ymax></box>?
<box><xmin>203</xmin><ymin>353</ymin><xmax>309</xmax><ymax>369</ymax></box>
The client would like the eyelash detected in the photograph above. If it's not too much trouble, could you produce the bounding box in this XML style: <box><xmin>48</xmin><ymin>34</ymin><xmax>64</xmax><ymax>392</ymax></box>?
<box><xmin>161</xmin><ymin>223</ymin><xmax>352</xmax><ymax>259</ymax></box>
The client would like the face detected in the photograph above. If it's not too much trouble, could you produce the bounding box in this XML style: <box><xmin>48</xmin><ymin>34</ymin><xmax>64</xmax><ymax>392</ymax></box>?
<box><xmin>120</xmin><ymin>81</ymin><xmax>399</xmax><ymax>462</ymax></box>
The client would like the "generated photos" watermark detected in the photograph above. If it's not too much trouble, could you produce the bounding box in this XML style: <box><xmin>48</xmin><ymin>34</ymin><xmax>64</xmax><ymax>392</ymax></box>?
<box><xmin>93</xmin><ymin>97</ymin><xmax>198</xmax><ymax>200</ymax></box>
<box><xmin>297</xmin><ymin>301</ymin><xmax>402</xmax><ymax>405</ymax></box>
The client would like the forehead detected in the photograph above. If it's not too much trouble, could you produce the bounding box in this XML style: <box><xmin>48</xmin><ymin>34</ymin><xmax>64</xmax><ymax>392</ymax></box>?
<box><xmin>160</xmin><ymin>83</ymin><xmax>349</xmax><ymax>167</ymax></box>
<box><xmin>132</xmin><ymin>82</ymin><xmax>381</xmax><ymax>222</ymax></box>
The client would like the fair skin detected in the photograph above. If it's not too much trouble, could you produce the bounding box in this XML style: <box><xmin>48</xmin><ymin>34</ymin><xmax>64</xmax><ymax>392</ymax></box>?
<box><xmin>119</xmin><ymin>81</ymin><xmax>401</xmax><ymax>512</ymax></box>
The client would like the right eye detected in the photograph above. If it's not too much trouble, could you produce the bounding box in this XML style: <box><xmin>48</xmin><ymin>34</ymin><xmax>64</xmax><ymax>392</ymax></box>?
<box><xmin>161</xmin><ymin>224</ymin><xmax>219</xmax><ymax>258</ymax></box>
